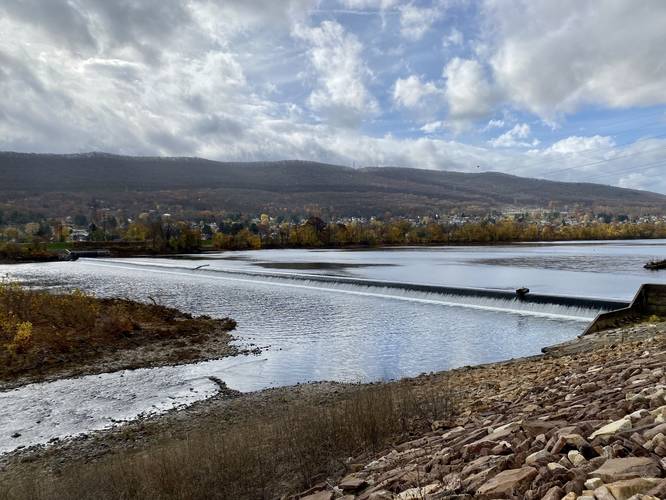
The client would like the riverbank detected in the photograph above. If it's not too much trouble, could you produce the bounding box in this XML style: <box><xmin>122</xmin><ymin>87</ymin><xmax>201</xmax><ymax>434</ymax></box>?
<box><xmin>2</xmin><ymin>232</ymin><xmax>666</xmax><ymax>265</ymax></box>
<box><xmin>2</xmin><ymin>319</ymin><xmax>666</xmax><ymax>499</ymax></box>
<box><xmin>0</xmin><ymin>284</ymin><xmax>239</xmax><ymax>390</ymax></box>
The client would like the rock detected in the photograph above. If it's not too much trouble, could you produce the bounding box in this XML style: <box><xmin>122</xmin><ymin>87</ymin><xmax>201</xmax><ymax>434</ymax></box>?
<box><xmin>593</xmin><ymin>486</ymin><xmax>617</xmax><ymax>500</ymax></box>
<box><xmin>460</xmin><ymin>455</ymin><xmax>507</xmax><ymax>477</ymax></box>
<box><xmin>490</xmin><ymin>441</ymin><xmax>512</xmax><ymax>455</ymax></box>
<box><xmin>551</xmin><ymin>433</ymin><xmax>590</xmax><ymax>454</ymax></box>
<box><xmin>396</xmin><ymin>483</ymin><xmax>441</xmax><ymax>499</ymax></box>
<box><xmin>440</xmin><ymin>426</ymin><xmax>466</xmax><ymax>440</ymax></box>
<box><xmin>584</xmin><ymin>477</ymin><xmax>604</xmax><ymax>490</ymax></box>
<box><xmin>629</xmin><ymin>409</ymin><xmax>650</xmax><ymax>421</ymax></box>
<box><xmin>650</xmin><ymin>406</ymin><xmax>666</xmax><ymax>419</ymax></box>
<box><xmin>643</xmin><ymin>423</ymin><xmax>666</xmax><ymax>440</ymax></box>
<box><xmin>561</xmin><ymin>493</ymin><xmax>577</xmax><ymax>500</ymax></box>
<box><xmin>523</xmin><ymin>403</ymin><xmax>541</xmax><ymax>413</ymax></box>
<box><xmin>367</xmin><ymin>491</ymin><xmax>394</xmax><ymax>500</ymax></box>
<box><xmin>602</xmin><ymin>478</ymin><xmax>662</xmax><ymax>500</ymax></box>
<box><xmin>476</xmin><ymin>466</ymin><xmax>537</xmax><ymax>498</ymax></box>
<box><xmin>301</xmin><ymin>491</ymin><xmax>333</xmax><ymax>500</ymax></box>
<box><xmin>432</xmin><ymin>420</ymin><xmax>453</xmax><ymax>431</ymax></box>
<box><xmin>589</xmin><ymin>417</ymin><xmax>632</xmax><ymax>440</ymax></box>
<box><xmin>547</xmin><ymin>462</ymin><xmax>568</xmax><ymax>472</ymax></box>
<box><xmin>646</xmin><ymin>478</ymin><xmax>666</xmax><ymax>497</ymax></box>
<box><xmin>493</xmin><ymin>420</ymin><xmax>523</xmax><ymax>435</ymax></box>
<box><xmin>590</xmin><ymin>457</ymin><xmax>661</xmax><ymax>482</ymax></box>
<box><xmin>541</xmin><ymin>485</ymin><xmax>564</xmax><ymax>500</ymax></box>
<box><xmin>567</xmin><ymin>450</ymin><xmax>586</xmax><ymax>467</ymax></box>
<box><xmin>339</xmin><ymin>476</ymin><xmax>368</xmax><ymax>492</ymax></box>
<box><xmin>525</xmin><ymin>449</ymin><xmax>552</xmax><ymax>465</ymax></box>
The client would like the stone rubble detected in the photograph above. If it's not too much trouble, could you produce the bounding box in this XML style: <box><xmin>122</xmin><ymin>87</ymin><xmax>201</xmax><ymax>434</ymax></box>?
<box><xmin>300</xmin><ymin>325</ymin><xmax>666</xmax><ymax>500</ymax></box>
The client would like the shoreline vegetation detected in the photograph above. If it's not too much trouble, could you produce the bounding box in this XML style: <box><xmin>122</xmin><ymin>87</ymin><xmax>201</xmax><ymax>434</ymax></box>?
<box><xmin>0</xmin><ymin>282</ymin><xmax>238</xmax><ymax>390</ymax></box>
<box><xmin>2</xmin><ymin>218</ymin><xmax>666</xmax><ymax>263</ymax></box>
<box><xmin>1</xmin><ymin>320</ymin><xmax>665</xmax><ymax>499</ymax></box>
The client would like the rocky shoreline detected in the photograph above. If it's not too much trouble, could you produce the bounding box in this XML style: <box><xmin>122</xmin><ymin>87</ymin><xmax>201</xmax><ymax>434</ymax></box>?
<box><xmin>2</xmin><ymin>320</ymin><xmax>666</xmax><ymax>499</ymax></box>
<box><xmin>299</xmin><ymin>321</ymin><xmax>666</xmax><ymax>500</ymax></box>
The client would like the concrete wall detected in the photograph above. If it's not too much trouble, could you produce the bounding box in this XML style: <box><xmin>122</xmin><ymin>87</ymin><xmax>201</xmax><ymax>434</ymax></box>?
<box><xmin>582</xmin><ymin>284</ymin><xmax>666</xmax><ymax>336</ymax></box>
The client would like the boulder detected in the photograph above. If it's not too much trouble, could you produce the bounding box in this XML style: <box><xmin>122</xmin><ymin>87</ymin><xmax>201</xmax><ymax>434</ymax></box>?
<box><xmin>476</xmin><ymin>466</ymin><xmax>537</xmax><ymax>498</ymax></box>
<box><xmin>590</xmin><ymin>457</ymin><xmax>661</xmax><ymax>482</ymax></box>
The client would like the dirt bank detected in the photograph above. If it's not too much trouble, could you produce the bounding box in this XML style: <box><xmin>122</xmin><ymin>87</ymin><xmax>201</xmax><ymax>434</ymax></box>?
<box><xmin>0</xmin><ymin>285</ymin><xmax>242</xmax><ymax>390</ymax></box>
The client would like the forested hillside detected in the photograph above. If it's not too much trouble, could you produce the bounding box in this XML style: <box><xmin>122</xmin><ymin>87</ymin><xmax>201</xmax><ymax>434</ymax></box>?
<box><xmin>1</xmin><ymin>152</ymin><xmax>665</xmax><ymax>218</ymax></box>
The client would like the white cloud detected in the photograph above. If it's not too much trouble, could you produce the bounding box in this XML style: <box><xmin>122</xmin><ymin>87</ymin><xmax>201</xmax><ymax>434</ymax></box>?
<box><xmin>338</xmin><ymin>0</ymin><xmax>397</xmax><ymax>9</ymax></box>
<box><xmin>294</xmin><ymin>20</ymin><xmax>378</xmax><ymax>126</ymax></box>
<box><xmin>2</xmin><ymin>0</ymin><xmax>666</xmax><ymax>195</ymax></box>
<box><xmin>442</xmin><ymin>28</ymin><xmax>463</xmax><ymax>47</ymax></box>
<box><xmin>420</xmin><ymin>121</ymin><xmax>446</xmax><ymax>134</ymax></box>
<box><xmin>488</xmin><ymin>123</ymin><xmax>537</xmax><ymax>148</ymax></box>
<box><xmin>483</xmin><ymin>119</ymin><xmax>505</xmax><ymax>130</ymax></box>
<box><xmin>393</xmin><ymin>75</ymin><xmax>439</xmax><ymax>108</ymax></box>
<box><xmin>443</xmin><ymin>58</ymin><xmax>497</xmax><ymax>122</ymax></box>
<box><xmin>485</xmin><ymin>0</ymin><xmax>666</xmax><ymax>119</ymax></box>
<box><xmin>399</xmin><ymin>3</ymin><xmax>443</xmax><ymax>41</ymax></box>
<box><xmin>546</xmin><ymin>135</ymin><xmax>616</xmax><ymax>155</ymax></box>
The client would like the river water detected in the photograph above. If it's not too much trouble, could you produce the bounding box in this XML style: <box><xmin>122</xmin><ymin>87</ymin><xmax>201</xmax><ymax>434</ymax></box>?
<box><xmin>1</xmin><ymin>240</ymin><xmax>665</xmax><ymax>453</ymax></box>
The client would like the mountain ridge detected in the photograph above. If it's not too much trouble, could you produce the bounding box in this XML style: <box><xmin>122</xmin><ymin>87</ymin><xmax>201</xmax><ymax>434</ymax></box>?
<box><xmin>1</xmin><ymin>151</ymin><xmax>664</xmax><ymax>217</ymax></box>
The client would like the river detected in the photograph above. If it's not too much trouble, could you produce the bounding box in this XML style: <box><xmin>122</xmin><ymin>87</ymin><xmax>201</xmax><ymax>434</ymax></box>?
<box><xmin>1</xmin><ymin>239</ymin><xmax>665</xmax><ymax>453</ymax></box>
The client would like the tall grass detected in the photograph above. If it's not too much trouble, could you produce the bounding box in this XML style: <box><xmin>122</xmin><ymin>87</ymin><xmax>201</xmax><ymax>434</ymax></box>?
<box><xmin>0</xmin><ymin>281</ymin><xmax>234</xmax><ymax>381</ymax></box>
<box><xmin>1</xmin><ymin>383</ymin><xmax>454</xmax><ymax>500</ymax></box>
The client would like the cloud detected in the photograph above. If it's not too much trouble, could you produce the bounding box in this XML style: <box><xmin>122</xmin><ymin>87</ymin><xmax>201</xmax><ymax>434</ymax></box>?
<box><xmin>1</xmin><ymin>0</ymin><xmax>666</xmax><ymax>195</ymax></box>
<box><xmin>443</xmin><ymin>58</ymin><xmax>497</xmax><ymax>123</ymax></box>
<box><xmin>399</xmin><ymin>3</ymin><xmax>443</xmax><ymax>41</ymax></box>
<box><xmin>442</xmin><ymin>28</ymin><xmax>464</xmax><ymax>47</ymax></box>
<box><xmin>294</xmin><ymin>20</ymin><xmax>379</xmax><ymax>126</ymax></box>
<box><xmin>420</xmin><ymin>121</ymin><xmax>446</xmax><ymax>134</ymax></box>
<box><xmin>338</xmin><ymin>0</ymin><xmax>398</xmax><ymax>9</ymax></box>
<box><xmin>483</xmin><ymin>119</ymin><xmax>505</xmax><ymax>130</ymax></box>
<box><xmin>545</xmin><ymin>135</ymin><xmax>616</xmax><ymax>155</ymax></box>
<box><xmin>0</xmin><ymin>0</ymin><xmax>97</xmax><ymax>53</ymax></box>
<box><xmin>488</xmin><ymin>123</ymin><xmax>538</xmax><ymax>148</ymax></box>
<box><xmin>485</xmin><ymin>0</ymin><xmax>666</xmax><ymax>119</ymax></box>
<box><xmin>393</xmin><ymin>75</ymin><xmax>440</xmax><ymax>108</ymax></box>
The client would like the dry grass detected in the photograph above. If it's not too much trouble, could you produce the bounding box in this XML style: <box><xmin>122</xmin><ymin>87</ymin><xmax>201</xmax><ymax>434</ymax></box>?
<box><xmin>0</xmin><ymin>281</ymin><xmax>235</xmax><ymax>382</ymax></box>
<box><xmin>1</xmin><ymin>383</ymin><xmax>454</xmax><ymax>500</ymax></box>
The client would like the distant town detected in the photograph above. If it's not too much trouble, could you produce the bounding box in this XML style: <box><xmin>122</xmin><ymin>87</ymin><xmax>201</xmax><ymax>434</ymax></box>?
<box><xmin>2</xmin><ymin>206</ymin><xmax>666</xmax><ymax>259</ymax></box>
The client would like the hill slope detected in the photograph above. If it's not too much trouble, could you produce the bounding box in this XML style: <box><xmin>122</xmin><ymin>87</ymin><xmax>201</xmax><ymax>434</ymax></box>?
<box><xmin>1</xmin><ymin>152</ymin><xmax>664</xmax><ymax>217</ymax></box>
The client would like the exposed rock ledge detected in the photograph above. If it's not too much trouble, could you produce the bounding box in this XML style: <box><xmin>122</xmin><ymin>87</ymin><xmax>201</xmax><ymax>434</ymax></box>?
<box><xmin>299</xmin><ymin>321</ymin><xmax>666</xmax><ymax>500</ymax></box>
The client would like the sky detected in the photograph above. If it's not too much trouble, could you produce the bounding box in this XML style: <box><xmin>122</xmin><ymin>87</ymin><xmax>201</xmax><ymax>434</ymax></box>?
<box><xmin>1</xmin><ymin>0</ymin><xmax>666</xmax><ymax>192</ymax></box>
